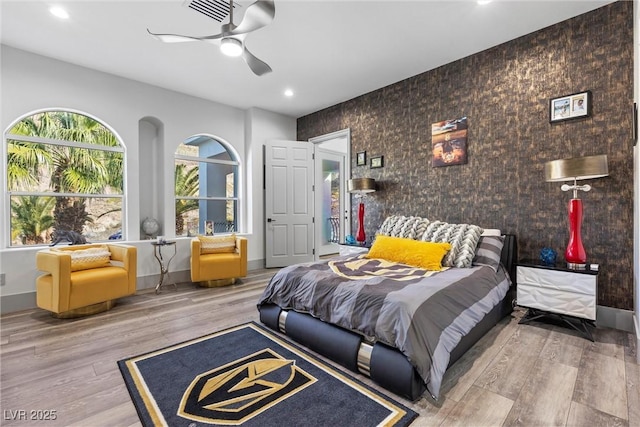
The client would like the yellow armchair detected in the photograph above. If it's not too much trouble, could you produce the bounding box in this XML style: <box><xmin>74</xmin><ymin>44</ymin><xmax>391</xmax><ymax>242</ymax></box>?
<box><xmin>191</xmin><ymin>236</ymin><xmax>247</xmax><ymax>287</ymax></box>
<box><xmin>36</xmin><ymin>243</ymin><xmax>137</xmax><ymax>318</ymax></box>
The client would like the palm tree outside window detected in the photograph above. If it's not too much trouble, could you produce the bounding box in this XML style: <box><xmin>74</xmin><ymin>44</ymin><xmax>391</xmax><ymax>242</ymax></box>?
<box><xmin>174</xmin><ymin>136</ymin><xmax>239</xmax><ymax>236</ymax></box>
<box><xmin>5</xmin><ymin>110</ymin><xmax>125</xmax><ymax>246</ymax></box>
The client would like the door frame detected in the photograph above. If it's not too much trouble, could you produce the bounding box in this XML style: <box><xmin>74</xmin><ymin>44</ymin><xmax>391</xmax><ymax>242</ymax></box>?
<box><xmin>309</xmin><ymin>129</ymin><xmax>351</xmax><ymax>259</ymax></box>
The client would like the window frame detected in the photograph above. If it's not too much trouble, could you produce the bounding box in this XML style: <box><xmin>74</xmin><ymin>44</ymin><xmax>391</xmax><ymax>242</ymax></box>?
<box><xmin>174</xmin><ymin>136</ymin><xmax>241</xmax><ymax>236</ymax></box>
<box><xmin>3</xmin><ymin>109</ymin><xmax>126</xmax><ymax>248</ymax></box>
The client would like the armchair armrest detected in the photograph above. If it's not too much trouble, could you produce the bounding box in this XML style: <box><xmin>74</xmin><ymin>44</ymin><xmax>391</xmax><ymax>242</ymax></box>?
<box><xmin>236</xmin><ymin>237</ymin><xmax>248</xmax><ymax>277</ymax></box>
<box><xmin>36</xmin><ymin>250</ymin><xmax>72</xmax><ymax>313</ymax></box>
<box><xmin>107</xmin><ymin>244</ymin><xmax>137</xmax><ymax>294</ymax></box>
<box><xmin>191</xmin><ymin>239</ymin><xmax>202</xmax><ymax>281</ymax></box>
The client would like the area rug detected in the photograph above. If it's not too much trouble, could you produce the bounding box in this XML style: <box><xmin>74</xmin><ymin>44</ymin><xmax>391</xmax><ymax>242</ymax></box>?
<box><xmin>118</xmin><ymin>322</ymin><xmax>417</xmax><ymax>426</ymax></box>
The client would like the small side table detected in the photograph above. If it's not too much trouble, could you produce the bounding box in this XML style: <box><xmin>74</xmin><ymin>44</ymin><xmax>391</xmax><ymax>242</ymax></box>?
<box><xmin>338</xmin><ymin>242</ymin><xmax>371</xmax><ymax>257</ymax></box>
<box><xmin>151</xmin><ymin>241</ymin><xmax>177</xmax><ymax>294</ymax></box>
<box><xmin>516</xmin><ymin>260</ymin><xmax>598</xmax><ymax>341</ymax></box>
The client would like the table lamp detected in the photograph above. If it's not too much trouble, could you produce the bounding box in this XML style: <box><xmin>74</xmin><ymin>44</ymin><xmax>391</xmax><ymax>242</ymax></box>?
<box><xmin>544</xmin><ymin>154</ymin><xmax>608</xmax><ymax>269</ymax></box>
<box><xmin>347</xmin><ymin>178</ymin><xmax>376</xmax><ymax>245</ymax></box>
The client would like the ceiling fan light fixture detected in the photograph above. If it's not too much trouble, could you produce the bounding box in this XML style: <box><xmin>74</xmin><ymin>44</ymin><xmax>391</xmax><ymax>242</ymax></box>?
<box><xmin>220</xmin><ymin>37</ymin><xmax>243</xmax><ymax>57</ymax></box>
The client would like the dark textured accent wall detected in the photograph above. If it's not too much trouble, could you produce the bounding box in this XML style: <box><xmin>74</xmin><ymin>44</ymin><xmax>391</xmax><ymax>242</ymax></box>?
<box><xmin>297</xmin><ymin>2</ymin><xmax>634</xmax><ymax>310</ymax></box>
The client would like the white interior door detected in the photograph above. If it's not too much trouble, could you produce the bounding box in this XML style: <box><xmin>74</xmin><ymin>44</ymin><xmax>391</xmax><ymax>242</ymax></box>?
<box><xmin>264</xmin><ymin>140</ymin><xmax>315</xmax><ymax>268</ymax></box>
<box><xmin>315</xmin><ymin>148</ymin><xmax>345</xmax><ymax>256</ymax></box>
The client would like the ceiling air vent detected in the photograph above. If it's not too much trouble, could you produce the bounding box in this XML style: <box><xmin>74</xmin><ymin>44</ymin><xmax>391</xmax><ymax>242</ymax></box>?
<box><xmin>183</xmin><ymin>0</ymin><xmax>242</xmax><ymax>23</ymax></box>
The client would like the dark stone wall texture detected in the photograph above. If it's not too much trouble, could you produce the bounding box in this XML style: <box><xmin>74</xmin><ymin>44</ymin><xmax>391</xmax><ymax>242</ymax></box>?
<box><xmin>297</xmin><ymin>2</ymin><xmax>634</xmax><ymax>310</ymax></box>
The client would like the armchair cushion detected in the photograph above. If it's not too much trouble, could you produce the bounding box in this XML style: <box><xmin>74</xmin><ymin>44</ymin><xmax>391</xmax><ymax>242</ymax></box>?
<box><xmin>198</xmin><ymin>234</ymin><xmax>237</xmax><ymax>254</ymax></box>
<box><xmin>51</xmin><ymin>244</ymin><xmax>111</xmax><ymax>271</ymax></box>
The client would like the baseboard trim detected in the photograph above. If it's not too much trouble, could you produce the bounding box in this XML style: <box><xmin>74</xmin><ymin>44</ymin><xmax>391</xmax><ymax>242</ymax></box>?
<box><xmin>634</xmin><ymin>314</ymin><xmax>640</xmax><ymax>364</ymax></box>
<box><xmin>1</xmin><ymin>262</ymin><xmax>267</xmax><ymax>315</ymax></box>
<box><xmin>0</xmin><ymin>292</ymin><xmax>36</xmax><ymax>315</ymax></box>
<box><xmin>596</xmin><ymin>305</ymin><xmax>634</xmax><ymax>332</ymax></box>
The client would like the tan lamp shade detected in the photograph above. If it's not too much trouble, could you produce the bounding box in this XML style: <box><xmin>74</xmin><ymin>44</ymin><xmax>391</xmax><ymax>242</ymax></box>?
<box><xmin>347</xmin><ymin>178</ymin><xmax>376</xmax><ymax>194</ymax></box>
<box><xmin>544</xmin><ymin>154</ymin><xmax>608</xmax><ymax>182</ymax></box>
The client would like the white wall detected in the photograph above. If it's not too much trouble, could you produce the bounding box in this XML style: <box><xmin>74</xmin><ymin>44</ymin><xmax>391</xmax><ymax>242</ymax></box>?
<box><xmin>0</xmin><ymin>46</ymin><xmax>296</xmax><ymax>312</ymax></box>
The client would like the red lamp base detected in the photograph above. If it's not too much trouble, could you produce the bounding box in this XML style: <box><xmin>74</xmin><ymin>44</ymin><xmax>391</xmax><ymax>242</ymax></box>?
<box><xmin>356</xmin><ymin>202</ymin><xmax>366</xmax><ymax>245</ymax></box>
<box><xmin>565</xmin><ymin>198</ymin><xmax>586</xmax><ymax>269</ymax></box>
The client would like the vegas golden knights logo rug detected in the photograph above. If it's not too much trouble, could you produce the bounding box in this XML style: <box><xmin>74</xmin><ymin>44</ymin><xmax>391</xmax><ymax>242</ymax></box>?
<box><xmin>118</xmin><ymin>322</ymin><xmax>417</xmax><ymax>427</ymax></box>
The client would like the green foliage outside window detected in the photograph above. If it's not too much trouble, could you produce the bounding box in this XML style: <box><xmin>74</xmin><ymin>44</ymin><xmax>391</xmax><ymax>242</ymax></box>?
<box><xmin>6</xmin><ymin>111</ymin><xmax>124</xmax><ymax>246</ymax></box>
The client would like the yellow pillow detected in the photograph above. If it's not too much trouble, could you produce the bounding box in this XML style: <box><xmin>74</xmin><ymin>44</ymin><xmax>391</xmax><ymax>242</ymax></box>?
<box><xmin>198</xmin><ymin>234</ymin><xmax>236</xmax><ymax>254</ymax></box>
<box><xmin>52</xmin><ymin>245</ymin><xmax>111</xmax><ymax>271</ymax></box>
<box><xmin>366</xmin><ymin>235</ymin><xmax>451</xmax><ymax>271</ymax></box>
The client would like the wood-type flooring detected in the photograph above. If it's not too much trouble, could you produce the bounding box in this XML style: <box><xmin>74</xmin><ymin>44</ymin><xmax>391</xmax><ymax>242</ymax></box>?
<box><xmin>1</xmin><ymin>268</ymin><xmax>638</xmax><ymax>426</ymax></box>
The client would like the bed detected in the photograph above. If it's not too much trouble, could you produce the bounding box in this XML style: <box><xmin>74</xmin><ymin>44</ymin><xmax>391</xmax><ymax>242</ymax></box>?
<box><xmin>258</xmin><ymin>219</ymin><xmax>517</xmax><ymax>401</ymax></box>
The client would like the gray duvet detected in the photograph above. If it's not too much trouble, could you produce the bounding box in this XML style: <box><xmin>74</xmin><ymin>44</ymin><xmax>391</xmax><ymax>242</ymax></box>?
<box><xmin>257</xmin><ymin>255</ymin><xmax>510</xmax><ymax>399</ymax></box>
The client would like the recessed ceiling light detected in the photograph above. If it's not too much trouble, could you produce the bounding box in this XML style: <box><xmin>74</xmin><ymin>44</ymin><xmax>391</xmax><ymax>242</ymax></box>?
<box><xmin>49</xmin><ymin>6</ymin><xmax>69</xmax><ymax>19</ymax></box>
<box><xmin>284</xmin><ymin>89</ymin><xmax>294</xmax><ymax>97</ymax></box>
<box><xmin>477</xmin><ymin>1</ymin><xmax>492</xmax><ymax>5</ymax></box>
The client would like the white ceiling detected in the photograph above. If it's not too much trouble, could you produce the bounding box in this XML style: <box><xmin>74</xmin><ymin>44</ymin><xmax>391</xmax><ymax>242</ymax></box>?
<box><xmin>0</xmin><ymin>0</ymin><xmax>614</xmax><ymax>118</ymax></box>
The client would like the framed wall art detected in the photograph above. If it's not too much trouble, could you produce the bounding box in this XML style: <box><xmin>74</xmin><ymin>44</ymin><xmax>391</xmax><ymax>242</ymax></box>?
<box><xmin>356</xmin><ymin>151</ymin><xmax>366</xmax><ymax>166</ymax></box>
<box><xmin>431</xmin><ymin>116</ymin><xmax>468</xmax><ymax>167</ymax></box>
<box><xmin>370</xmin><ymin>155</ymin><xmax>384</xmax><ymax>168</ymax></box>
<box><xmin>204</xmin><ymin>220</ymin><xmax>214</xmax><ymax>236</ymax></box>
<box><xmin>550</xmin><ymin>90</ymin><xmax>591</xmax><ymax>123</ymax></box>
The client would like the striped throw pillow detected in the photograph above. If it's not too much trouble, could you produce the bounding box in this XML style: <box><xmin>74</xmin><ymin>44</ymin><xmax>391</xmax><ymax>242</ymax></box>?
<box><xmin>377</xmin><ymin>215</ymin><xmax>430</xmax><ymax>240</ymax></box>
<box><xmin>472</xmin><ymin>235</ymin><xmax>505</xmax><ymax>271</ymax></box>
<box><xmin>421</xmin><ymin>221</ymin><xmax>484</xmax><ymax>268</ymax></box>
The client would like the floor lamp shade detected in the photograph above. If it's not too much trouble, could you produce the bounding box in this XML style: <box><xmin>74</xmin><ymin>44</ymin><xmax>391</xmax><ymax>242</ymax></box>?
<box><xmin>544</xmin><ymin>154</ymin><xmax>608</xmax><ymax>268</ymax></box>
<box><xmin>347</xmin><ymin>178</ymin><xmax>376</xmax><ymax>245</ymax></box>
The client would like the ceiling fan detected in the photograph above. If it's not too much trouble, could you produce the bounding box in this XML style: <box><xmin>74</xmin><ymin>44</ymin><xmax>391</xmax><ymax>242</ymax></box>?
<box><xmin>147</xmin><ymin>0</ymin><xmax>275</xmax><ymax>76</ymax></box>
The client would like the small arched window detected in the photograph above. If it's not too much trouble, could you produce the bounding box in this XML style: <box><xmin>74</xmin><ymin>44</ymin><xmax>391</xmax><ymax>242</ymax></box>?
<box><xmin>174</xmin><ymin>136</ymin><xmax>239</xmax><ymax>236</ymax></box>
<box><xmin>5</xmin><ymin>110</ymin><xmax>125</xmax><ymax>246</ymax></box>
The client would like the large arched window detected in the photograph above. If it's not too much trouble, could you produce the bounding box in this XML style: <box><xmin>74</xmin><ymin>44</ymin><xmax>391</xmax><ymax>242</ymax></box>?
<box><xmin>5</xmin><ymin>110</ymin><xmax>125</xmax><ymax>246</ymax></box>
<box><xmin>175</xmin><ymin>136</ymin><xmax>239</xmax><ymax>236</ymax></box>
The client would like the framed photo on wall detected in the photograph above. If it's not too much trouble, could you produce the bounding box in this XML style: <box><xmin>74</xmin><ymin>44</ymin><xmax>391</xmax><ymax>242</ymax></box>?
<box><xmin>356</xmin><ymin>151</ymin><xmax>366</xmax><ymax>166</ymax></box>
<box><xmin>370</xmin><ymin>155</ymin><xmax>384</xmax><ymax>168</ymax></box>
<box><xmin>550</xmin><ymin>90</ymin><xmax>591</xmax><ymax>122</ymax></box>
<box><xmin>431</xmin><ymin>117</ymin><xmax>468</xmax><ymax>167</ymax></box>
<box><xmin>204</xmin><ymin>220</ymin><xmax>213</xmax><ymax>236</ymax></box>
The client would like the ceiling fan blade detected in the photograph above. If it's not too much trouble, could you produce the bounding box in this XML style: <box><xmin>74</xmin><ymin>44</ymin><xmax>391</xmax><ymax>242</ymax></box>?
<box><xmin>229</xmin><ymin>0</ymin><xmax>275</xmax><ymax>36</ymax></box>
<box><xmin>242</xmin><ymin>46</ymin><xmax>272</xmax><ymax>76</ymax></box>
<box><xmin>147</xmin><ymin>29</ymin><xmax>223</xmax><ymax>44</ymax></box>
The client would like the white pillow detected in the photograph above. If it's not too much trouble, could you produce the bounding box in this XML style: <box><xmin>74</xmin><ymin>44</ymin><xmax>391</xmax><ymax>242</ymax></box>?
<box><xmin>481</xmin><ymin>229</ymin><xmax>501</xmax><ymax>236</ymax></box>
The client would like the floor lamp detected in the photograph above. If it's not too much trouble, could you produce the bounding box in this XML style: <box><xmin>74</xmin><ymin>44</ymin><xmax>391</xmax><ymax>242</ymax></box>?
<box><xmin>544</xmin><ymin>154</ymin><xmax>608</xmax><ymax>269</ymax></box>
<box><xmin>347</xmin><ymin>178</ymin><xmax>376</xmax><ymax>245</ymax></box>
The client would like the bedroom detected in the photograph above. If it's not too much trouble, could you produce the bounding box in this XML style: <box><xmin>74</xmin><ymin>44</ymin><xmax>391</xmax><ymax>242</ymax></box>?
<box><xmin>1</xmin><ymin>0</ymin><xmax>639</xmax><ymax>425</ymax></box>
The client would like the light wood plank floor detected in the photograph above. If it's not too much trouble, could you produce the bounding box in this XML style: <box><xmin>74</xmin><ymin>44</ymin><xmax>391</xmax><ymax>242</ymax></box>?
<box><xmin>1</xmin><ymin>268</ymin><xmax>638</xmax><ymax>427</ymax></box>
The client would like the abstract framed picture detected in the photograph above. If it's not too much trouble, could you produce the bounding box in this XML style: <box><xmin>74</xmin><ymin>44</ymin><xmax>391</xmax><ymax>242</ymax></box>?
<box><xmin>550</xmin><ymin>90</ymin><xmax>591</xmax><ymax>122</ymax></box>
<box><xmin>370</xmin><ymin>156</ymin><xmax>384</xmax><ymax>168</ymax></box>
<box><xmin>356</xmin><ymin>151</ymin><xmax>366</xmax><ymax>166</ymax></box>
<box><xmin>431</xmin><ymin>116</ymin><xmax>468</xmax><ymax>168</ymax></box>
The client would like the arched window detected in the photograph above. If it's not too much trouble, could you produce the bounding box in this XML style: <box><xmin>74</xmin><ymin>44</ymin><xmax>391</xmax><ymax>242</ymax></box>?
<box><xmin>5</xmin><ymin>110</ymin><xmax>125</xmax><ymax>246</ymax></box>
<box><xmin>175</xmin><ymin>136</ymin><xmax>239</xmax><ymax>236</ymax></box>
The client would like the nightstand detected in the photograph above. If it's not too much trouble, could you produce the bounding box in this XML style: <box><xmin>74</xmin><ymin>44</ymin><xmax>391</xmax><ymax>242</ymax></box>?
<box><xmin>516</xmin><ymin>260</ymin><xmax>598</xmax><ymax>341</ymax></box>
<box><xmin>338</xmin><ymin>242</ymin><xmax>370</xmax><ymax>257</ymax></box>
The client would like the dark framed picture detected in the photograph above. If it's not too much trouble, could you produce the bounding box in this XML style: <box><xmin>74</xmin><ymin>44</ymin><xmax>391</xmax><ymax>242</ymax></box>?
<box><xmin>550</xmin><ymin>90</ymin><xmax>591</xmax><ymax>123</ymax></box>
<box><xmin>431</xmin><ymin>116</ymin><xmax>468</xmax><ymax>168</ymax></box>
<box><xmin>356</xmin><ymin>151</ymin><xmax>366</xmax><ymax>166</ymax></box>
<box><xmin>370</xmin><ymin>155</ymin><xmax>384</xmax><ymax>168</ymax></box>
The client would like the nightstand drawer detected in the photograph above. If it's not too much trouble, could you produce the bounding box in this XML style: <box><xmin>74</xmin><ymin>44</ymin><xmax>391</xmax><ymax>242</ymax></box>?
<box><xmin>517</xmin><ymin>266</ymin><xmax>596</xmax><ymax>296</ymax></box>
<box><xmin>517</xmin><ymin>283</ymin><xmax>596</xmax><ymax>320</ymax></box>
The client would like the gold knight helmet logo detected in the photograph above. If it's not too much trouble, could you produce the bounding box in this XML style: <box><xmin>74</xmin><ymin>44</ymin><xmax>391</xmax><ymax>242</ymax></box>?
<box><xmin>178</xmin><ymin>349</ymin><xmax>316</xmax><ymax>425</ymax></box>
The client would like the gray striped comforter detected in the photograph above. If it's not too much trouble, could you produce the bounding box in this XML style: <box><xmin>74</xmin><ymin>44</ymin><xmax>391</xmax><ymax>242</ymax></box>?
<box><xmin>257</xmin><ymin>255</ymin><xmax>510</xmax><ymax>399</ymax></box>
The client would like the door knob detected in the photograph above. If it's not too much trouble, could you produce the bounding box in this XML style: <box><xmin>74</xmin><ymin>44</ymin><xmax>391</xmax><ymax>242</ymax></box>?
<box><xmin>267</xmin><ymin>218</ymin><xmax>276</xmax><ymax>222</ymax></box>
